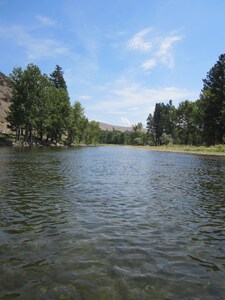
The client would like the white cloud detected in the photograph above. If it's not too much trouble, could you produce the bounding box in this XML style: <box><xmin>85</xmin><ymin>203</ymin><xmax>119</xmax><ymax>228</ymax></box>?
<box><xmin>36</xmin><ymin>15</ymin><xmax>56</xmax><ymax>27</ymax></box>
<box><xmin>127</xmin><ymin>28</ymin><xmax>152</xmax><ymax>51</ymax></box>
<box><xmin>127</xmin><ymin>28</ymin><xmax>183</xmax><ymax>70</ymax></box>
<box><xmin>156</xmin><ymin>35</ymin><xmax>182</xmax><ymax>68</ymax></box>
<box><xmin>119</xmin><ymin>117</ymin><xmax>132</xmax><ymax>127</ymax></box>
<box><xmin>89</xmin><ymin>79</ymin><xmax>197</xmax><ymax>116</ymax></box>
<box><xmin>141</xmin><ymin>58</ymin><xmax>157</xmax><ymax>70</ymax></box>
<box><xmin>87</xmin><ymin>81</ymin><xmax>197</xmax><ymax>125</ymax></box>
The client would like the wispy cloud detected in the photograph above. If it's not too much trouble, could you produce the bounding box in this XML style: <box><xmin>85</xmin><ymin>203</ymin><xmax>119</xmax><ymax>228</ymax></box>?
<box><xmin>127</xmin><ymin>28</ymin><xmax>152</xmax><ymax>51</ymax></box>
<box><xmin>141</xmin><ymin>58</ymin><xmax>157</xmax><ymax>70</ymax></box>
<box><xmin>127</xmin><ymin>28</ymin><xmax>183</xmax><ymax>70</ymax></box>
<box><xmin>36</xmin><ymin>15</ymin><xmax>56</xmax><ymax>27</ymax></box>
<box><xmin>0</xmin><ymin>25</ymin><xmax>70</xmax><ymax>60</ymax></box>
<box><xmin>87</xmin><ymin>76</ymin><xmax>197</xmax><ymax>125</ymax></box>
<box><xmin>156</xmin><ymin>35</ymin><xmax>182</xmax><ymax>68</ymax></box>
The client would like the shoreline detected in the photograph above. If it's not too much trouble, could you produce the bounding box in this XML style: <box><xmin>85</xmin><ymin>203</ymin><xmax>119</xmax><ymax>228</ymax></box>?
<box><xmin>1</xmin><ymin>137</ymin><xmax>225</xmax><ymax>157</ymax></box>
<box><xmin>125</xmin><ymin>145</ymin><xmax>225</xmax><ymax>157</ymax></box>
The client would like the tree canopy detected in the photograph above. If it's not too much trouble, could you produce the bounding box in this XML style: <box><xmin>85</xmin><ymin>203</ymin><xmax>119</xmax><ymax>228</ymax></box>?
<box><xmin>200</xmin><ymin>54</ymin><xmax>225</xmax><ymax>145</ymax></box>
<box><xmin>7</xmin><ymin>64</ymin><xmax>100</xmax><ymax>145</ymax></box>
<box><xmin>146</xmin><ymin>54</ymin><xmax>225</xmax><ymax>146</ymax></box>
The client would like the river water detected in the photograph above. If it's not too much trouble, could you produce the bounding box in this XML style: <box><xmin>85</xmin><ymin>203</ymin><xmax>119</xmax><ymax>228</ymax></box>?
<box><xmin>0</xmin><ymin>146</ymin><xmax>224</xmax><ymax>300</ymax></box>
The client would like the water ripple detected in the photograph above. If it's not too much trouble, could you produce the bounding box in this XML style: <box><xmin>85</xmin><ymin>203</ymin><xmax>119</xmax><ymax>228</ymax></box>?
<box><xmin>0</xmin><ymin>146</ymin><xmax>225</xmax><ymax>299</ymax></box>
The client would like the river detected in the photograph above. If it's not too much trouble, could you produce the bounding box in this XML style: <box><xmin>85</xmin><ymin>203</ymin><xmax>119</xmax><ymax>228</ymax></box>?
<box><xmin>0</xmin><ymin>146</ymin><xmax>224</xmax><ymax>299</ymax></box>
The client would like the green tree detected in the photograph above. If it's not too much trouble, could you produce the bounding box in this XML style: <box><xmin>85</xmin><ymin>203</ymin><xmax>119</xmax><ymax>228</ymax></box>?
<box><xmin>50</xmin><ymin>65</ymin><xmax>68</xmax><ymax>92</ymax></box>
<box><xmin>148</xmin><ymin>102</ymin><xmax>174</xmax><ymax>145</ymax></box>
<box><xmin>175</xmin><ymin>100</ymin><xmax>196</xmax><ymax>145</ymax></box>
<box><xmin>146</xmin><ymin>113</ymin><xmax>155</xmax><ymax>144</ymax></box>
<box><xmin>67</xmin><ymin>101</ymin><xmax>88</xmax><ymax>145</ymax></box>
<box><xmin>45</xmin><ymin>86</ymin><xmax>71</xmax><ymax>142</ymax></box>
<box><xmin>201</xmin><ymin>54</ymin><xmax>225</xmax><ymax>145</ymax></box>
<box><xmin>7</xmin><ymin>67</ymin><xmax>26</xmax><ymax>140</ymax></box>
<box><xmin>86</xmin><ymin>120</ymin><xmax>100</xmax><ymax>144</ymax></box>
<box><xmin>131</xmin><ymin>122</ymin><xmax>144</xmax><ymax>145</ymax></box>
<box><xmin>33</xmin><ymin>74</ymin><xmax>52</xmax><ymax>141</ymax></box>
<box><xmin>8</xmin><ymin>64</ymin><xmax>46</xmax><ymax>142</ymax></box>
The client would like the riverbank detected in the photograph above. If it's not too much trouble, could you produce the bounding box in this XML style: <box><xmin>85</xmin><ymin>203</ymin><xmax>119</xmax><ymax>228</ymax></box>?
<box><xmin>127</xmin><ymin>144</ymin><xmax>225</xmax><ymax>156</ymax></box>
<box><xmin>0</xmin><ymin>134</ymin><xmax>96</xmax><ymax>148</ymax></box>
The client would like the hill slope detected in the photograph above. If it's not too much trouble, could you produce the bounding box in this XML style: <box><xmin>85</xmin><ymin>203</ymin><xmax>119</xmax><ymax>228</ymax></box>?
<box><xmin>98</xmin><ymin>122</ymin><xmax>132</xmax><ymax>132</ymax></box>
<box><xmin>0</xmin><ymin>72</ymin><xmax>11</xmax><ymax>132</ymax></box>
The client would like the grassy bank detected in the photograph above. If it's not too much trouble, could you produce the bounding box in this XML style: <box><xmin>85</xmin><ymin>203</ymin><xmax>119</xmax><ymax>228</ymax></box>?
<box><xmin>128</xmin><ymin>144</ymin><xmax>225</xmax><ymax>156</ymax></box>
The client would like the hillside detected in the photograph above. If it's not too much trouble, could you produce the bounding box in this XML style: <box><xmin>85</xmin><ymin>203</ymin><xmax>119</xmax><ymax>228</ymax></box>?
<box><xmin>98</xmin><ymin>122</ymin><xmax>132</xmax><ymax>132</ymax></box>
<box><xmin>0</xmin><ymin>72</ymin><xmax>11</xmax><ymax>132</ymax></box>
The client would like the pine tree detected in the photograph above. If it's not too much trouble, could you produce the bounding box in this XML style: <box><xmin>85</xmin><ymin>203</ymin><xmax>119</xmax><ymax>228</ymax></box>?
<box><xmin>50</xmin><ymin>65</ymin><xmax>68</xmax><ymax>91</ymax></box>
<box><xmin>201</xmin><ymin>54</ymin><xmax>225</xmax><ymax>145</ymax></box>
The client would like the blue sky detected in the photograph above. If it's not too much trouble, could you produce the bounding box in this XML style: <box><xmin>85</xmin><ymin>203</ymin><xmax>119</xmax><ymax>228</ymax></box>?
<box><xmin>1</xmin><ymin>0</ymin><xmax>225</xmax><ymax>127</ymax></box>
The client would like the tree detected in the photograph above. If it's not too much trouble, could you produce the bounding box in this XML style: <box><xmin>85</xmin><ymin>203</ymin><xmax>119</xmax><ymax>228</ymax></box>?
<box><xmin>50</xmin><ymin>65</ymin><xmax>68</xmax><ymax>92</ymax></box>
<box><xmin>147</xmin><ymin>101</ymin><xmax>175</xmax><ymax>145</ymax></box>
<box><xmin>7</xmin><ymin>64</ymin><xmax>46</xmax><ymax>141</ymax></box>
<box><xmin>33</xmin><ymin>74</ymin><xmax>52</xmax><ymax>141</ymax></box>
<box><xmin>7</xmin><ymin>67</ymin><xmax>26</xmax><ymax>140</ymax></box>
<box><xmin>67</xmin><ymin>101</ymin><xmax>86</xmax><ymax>145</ymax></box>
<box><xmin>86</xmin><ymin>120</ymin><xmax>100</xmax><ymax>144</ymax></box>
<box><xmin>131</xmin><ymin>122</ymin><xmax>144</xmax><ymax>145</ymax></box>
<box><xmin>146</xmin><ymin>113</ymin><xmax>155</xmax><ymax>144</ymax></box>
<box><xmin>175</xmin><ymin>100</ymin><xmax>196</xmax><ymax>145</ymax></box>
<box><xmin>45</xmin><ymin>86</ymin><xmax>71</xmax><ymax>142</ymax></box>
<box><xmin>201</xmin><ymin>54</ymin><xmax>225</xmax><ymax>145</ymax></box>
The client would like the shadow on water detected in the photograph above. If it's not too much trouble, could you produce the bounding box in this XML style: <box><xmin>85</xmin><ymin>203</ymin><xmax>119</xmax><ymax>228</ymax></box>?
<box><xmin>0</xmin><ymin>146</ymin><xmax>225</xmax><ymax>299</ymax></box>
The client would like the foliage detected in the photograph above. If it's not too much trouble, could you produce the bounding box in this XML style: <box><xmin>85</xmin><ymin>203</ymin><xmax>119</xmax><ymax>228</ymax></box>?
<box><xmin>147</xmin><ymin>100</ymin><xmax>175</xmax><ymax>145</ymax></box>
<box><xmin>7</xmin><ymin>64</ymin><xmax>100</xmax><ymax>145</ymax></box>
<box><xmin>146</xmin><ymin>55</ymin><xmax>225</xmax><ymax>146</ymax></box>
<box><xmin>200</xmin><ymin>54</ymin><xmax>225</xmax><ymax>145</ymax></box>
<box><xmin>45</xmin><ymin>86</ymin><xmax>71</xmax><ymax>142</ymax></box>
<box><xmin>50</xmin><ymin>65</ymin><xmax>68</xmax><ymax>91</ymax></box>
<box><xmin>98</xmin><ymin>122</ymin><xmax>148</xmax><ymax>146</ymax></box>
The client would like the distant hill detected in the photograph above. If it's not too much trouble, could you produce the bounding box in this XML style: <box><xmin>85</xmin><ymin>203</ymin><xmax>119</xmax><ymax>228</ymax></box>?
<box><xmin>98</xmin><ymin>122</ymin><xmax>132</xmax><ymax>132</ymax></box>
<box><xmin>0</xmin><ymin>72</ymin><xmax>11</xmax><ymax>133</ymax></box>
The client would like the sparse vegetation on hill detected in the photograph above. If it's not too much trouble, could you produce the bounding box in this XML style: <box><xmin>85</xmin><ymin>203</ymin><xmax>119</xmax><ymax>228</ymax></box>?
<box><xmin>0</xmin><ymin>72</ymin><xmax>11</xmax><ymax>133</ymax></box>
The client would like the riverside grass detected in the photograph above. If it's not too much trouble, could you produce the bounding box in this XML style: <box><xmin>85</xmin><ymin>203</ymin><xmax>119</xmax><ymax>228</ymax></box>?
<box><xmin>129</xmin><ymin>144</ymin><xmax>225</xmax><ymax>156</ymax></box>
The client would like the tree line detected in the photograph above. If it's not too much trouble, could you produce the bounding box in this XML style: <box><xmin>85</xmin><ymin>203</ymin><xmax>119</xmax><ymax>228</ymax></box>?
<box><xmin>6</xmin><ymin>64</ymin><xmax>150</xmax><ymax>146</ymax></box>
<box><xmin>7</xmin><ymin>64</ymin><xmax>100</xmax><ymax>145</ymax></box>
<box><xmin>146</xmin><ymin>54</ymin><xmax>225</xmax><ymax>146</ymax></box>
<box><xmin>7</xmin><ymin>54</ymin><xmax>225</xmax><ymax>146</ymax></box>
<box><xmin>98</xmin><ymin>122</ymin><xmax>147</xmax><ymax>145</ymax></box>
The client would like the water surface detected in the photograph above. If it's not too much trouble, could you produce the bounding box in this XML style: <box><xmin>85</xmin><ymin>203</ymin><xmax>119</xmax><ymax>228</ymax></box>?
<box><xmin>0</xmin><ymin>146</ymin><xmax>225</xmax><ymax>299</ymax></box>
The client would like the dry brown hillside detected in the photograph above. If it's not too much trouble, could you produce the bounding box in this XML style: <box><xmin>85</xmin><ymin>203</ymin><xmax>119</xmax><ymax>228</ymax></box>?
<box><xmin>0</xmin><ymin>72</ymin><xmax>11</xmax><ymax>132</ymax></box>
<box><xmin>98</xmin><ymin>122</ymin><xmax>132</xmax><ymax>132</ymax></box>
